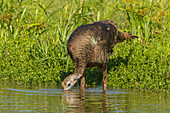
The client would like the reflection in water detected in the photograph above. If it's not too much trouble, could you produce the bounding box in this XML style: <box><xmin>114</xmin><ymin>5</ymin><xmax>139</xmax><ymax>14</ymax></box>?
<box><xmin>62</xmin><ymin>90</ymin><xmax>86</xmax><ymax>113</ymax></box>
<box><xmin>0</xmin><ymin>84</ymin><xmax>169</xmax><ymax>113</ymax></box>
<box><xmin>62</xmin><ymin>90</ymin><xmax>108</xmax><ymax>113</ymax></box>
<box><xmin>102</xmin><ymin>90</ymin><xmax>107</xmax><ymax>113</ymax></box>
<box><xmin>62</xmin><ymin>88</ymin><xmax>130</xmax><ymax>113</ymax></box>
<box><xmin>62</xmin><ymin>88</ymin><xmax>170</xmax><ymax>113</ymax></box>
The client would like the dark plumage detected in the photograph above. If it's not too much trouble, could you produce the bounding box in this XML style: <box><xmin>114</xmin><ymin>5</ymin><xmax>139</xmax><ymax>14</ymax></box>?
<box><xmin>62</xmin><ymin>20</ymin><xmax>138</xmax><ymax>91</ymax></box>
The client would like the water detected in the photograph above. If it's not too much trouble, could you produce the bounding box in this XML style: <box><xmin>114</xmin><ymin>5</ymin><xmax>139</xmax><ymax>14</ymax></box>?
<box><xmin>0</xmin><ymin>83</ymin><xmax>169</xmax><ymax>113</ymax></box>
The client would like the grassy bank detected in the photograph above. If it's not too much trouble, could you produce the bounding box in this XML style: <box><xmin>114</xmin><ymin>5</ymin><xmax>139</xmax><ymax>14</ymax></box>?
<box><xmin>0</xmin><ymin>0</ymin><xmax>169</xmax><ymax>90</ymax></box>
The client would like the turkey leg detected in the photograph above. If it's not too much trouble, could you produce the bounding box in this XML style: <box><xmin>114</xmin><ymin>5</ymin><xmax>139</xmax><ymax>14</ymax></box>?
<box><xmin>80</xmin><ymin>76</ymin><xmax>85</xmax><ymax>90</ymax></box>
<box><xmin>101</xmin><ymin>64</ymin><xmax>108</xmax><ymax>90</ymax></box>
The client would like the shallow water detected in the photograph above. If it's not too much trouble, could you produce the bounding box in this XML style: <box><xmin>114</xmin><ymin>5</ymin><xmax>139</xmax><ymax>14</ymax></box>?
<box><xmin>0</xmin><ymin>83</ymin><xmax>169</xmax><ymax>113</ymax></box>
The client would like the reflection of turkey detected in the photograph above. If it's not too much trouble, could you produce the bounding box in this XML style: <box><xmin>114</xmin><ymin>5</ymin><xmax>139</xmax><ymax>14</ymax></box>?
<box><xmin>62</xmin><ymin>90</ymin><xmax>107</xmax><ymax>113</ymax></box>
<box><xmin>62</xmin><ymin>20</ymin><xmax>138</xmax><ymax>91</ymax></box>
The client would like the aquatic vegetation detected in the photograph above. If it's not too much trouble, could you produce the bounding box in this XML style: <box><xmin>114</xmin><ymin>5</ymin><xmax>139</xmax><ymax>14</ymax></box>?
<box><xmin>0</xmin><ymin>0</ymin><xmax>169</xmax><ymax>90</ymax></box>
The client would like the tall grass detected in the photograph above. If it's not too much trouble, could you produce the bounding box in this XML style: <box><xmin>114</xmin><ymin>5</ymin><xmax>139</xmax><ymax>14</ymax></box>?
<box><xmin>0</xmin><ymin>0</ymin><xmax>169</xmax><ymax>90</ymax></box>
<box><xmin>120</xmin><ymin>0</ymin><xmax>168</xmax><ymax>42</ymax></box>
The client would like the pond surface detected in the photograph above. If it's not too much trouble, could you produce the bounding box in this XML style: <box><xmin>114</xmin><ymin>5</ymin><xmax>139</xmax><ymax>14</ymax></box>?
<box><xmin>0</xmin><ymin>83</ymin><xmax>169</xmax><ymax>113</ymax></box>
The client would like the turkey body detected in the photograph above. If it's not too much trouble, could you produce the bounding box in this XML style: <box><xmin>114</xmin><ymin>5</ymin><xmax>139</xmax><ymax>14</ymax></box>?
<box><xmin>62</xmin><ymin>20</ymin><xmax>138</xmax><ymax>91</ymax></box>
<box><xmin>67</xmin><ymin>22</ymin><xmax>116</xmax><ymax>72</ymax></box>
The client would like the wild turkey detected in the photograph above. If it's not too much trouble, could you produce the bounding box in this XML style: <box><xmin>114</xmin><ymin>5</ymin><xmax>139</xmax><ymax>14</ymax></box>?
<box><xmin>62</xmin><ymin>20</ymin><xmax>138</xmax><ymax>91</ymax></box>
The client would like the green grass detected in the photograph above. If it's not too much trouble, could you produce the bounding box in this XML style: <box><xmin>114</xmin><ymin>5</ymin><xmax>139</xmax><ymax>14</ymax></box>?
<box><xmin>0</xmin><ymin>0</ymin><xmax>169</xmax><ymax>90</ymax></box>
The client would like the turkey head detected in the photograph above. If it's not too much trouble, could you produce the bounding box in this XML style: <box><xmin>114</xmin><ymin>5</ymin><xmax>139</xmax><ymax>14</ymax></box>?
<box><xmin>62</xmin><ymin>74</ymin><xmax>82</xmax><ymax>91</ymax></box>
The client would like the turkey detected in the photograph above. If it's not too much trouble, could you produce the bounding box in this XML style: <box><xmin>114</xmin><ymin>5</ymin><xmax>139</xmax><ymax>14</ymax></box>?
<box><xmin>62</xmin><ymin>20</ymin><xmax>138</xmax><ymax>91</ymax></box>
